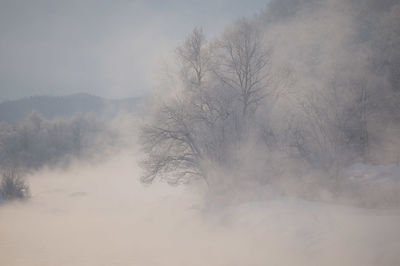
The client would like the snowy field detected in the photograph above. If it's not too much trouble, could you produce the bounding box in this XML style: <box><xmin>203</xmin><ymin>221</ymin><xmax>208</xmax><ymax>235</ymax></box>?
<box><xmin>1</xmin><ymin>152</ymin><xmax>399</xmax><ymax>266</ymax></box>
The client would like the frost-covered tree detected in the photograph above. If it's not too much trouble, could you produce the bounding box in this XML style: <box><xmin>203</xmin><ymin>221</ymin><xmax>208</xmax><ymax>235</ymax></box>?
<box><xmin>0</xmin><ymin>112</ymin><xmax>111</xmax><ymax>171</ymax></box>
<box><xmin>141</xmin><ymin>0</ymin><xmax>400</xmax><ymax>192</ymax></box>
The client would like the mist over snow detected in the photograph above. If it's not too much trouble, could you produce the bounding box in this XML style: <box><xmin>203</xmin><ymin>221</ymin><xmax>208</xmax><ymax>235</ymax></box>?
<box><xmin>1</xmin><ymin>151</ymin><xmax>399</xmax><ymax>266</ymax></box>
<box><xmin>1</xmin><ymin>0</ymin><xmax>400</xmax><ymax>265</ymax></box>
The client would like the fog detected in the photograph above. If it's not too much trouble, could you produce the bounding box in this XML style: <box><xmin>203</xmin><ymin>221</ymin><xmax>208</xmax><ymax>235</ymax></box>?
<box><xmin>1</xmin><ymin>0</ymin><xmax>400</xmax><ymax>265</ymax></box>
<box><xmin>0</xmin><ymin>148</ymin><xmax>399</xmax><ymax>266</ymax></box>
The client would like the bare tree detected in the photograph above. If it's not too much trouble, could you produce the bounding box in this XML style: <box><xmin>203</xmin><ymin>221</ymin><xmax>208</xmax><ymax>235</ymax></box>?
<box><xmin>141</xmin><ymin>29</ymin><xmax>214</xmax><ymax>186</ymax></box>
<box><xmin>176</xmin><ymin>27</ymin><xmax>210</xmax><ymax>88</ymax></box>
<box><xmin>141</xmin><ymin>25</ymin><xmax>251</xmax><ymax>186</ymax></box>
<box><xmin>214</xmin><ymin>18</ymin><xmax>271</xmax><ymax>117</ymax></box>
<box><xmin>140</xmin><ymin>100</ymin><xmax>207</xmax><ymax>185</ymax></box>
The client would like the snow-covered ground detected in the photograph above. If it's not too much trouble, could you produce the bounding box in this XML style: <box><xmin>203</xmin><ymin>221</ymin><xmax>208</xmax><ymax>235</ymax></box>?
<box><xmin>341</xmin><ymin>163</ymin><xmax>400</xmax><ymax>208</ymax></box>
<box><xmin>0</xmin><ymin>153</ymin><xmax>399</xmax><ymax>266</ymax></box>
<box><xmin>346</xmin><ymin>163</ymin><xmax>400</xmax><ymax>184</ymax></box>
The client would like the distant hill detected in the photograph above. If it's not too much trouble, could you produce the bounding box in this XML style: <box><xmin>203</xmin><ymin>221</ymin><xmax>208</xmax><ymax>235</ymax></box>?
<box><xmin>0</xmin><ymin>93</ymin><xmax>140</xmax><ymax>124</ymax></box>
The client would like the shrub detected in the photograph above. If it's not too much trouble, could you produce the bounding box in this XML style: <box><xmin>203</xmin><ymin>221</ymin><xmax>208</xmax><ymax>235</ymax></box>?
<box><xmin>0</xmin><ymin>169</ymin><xmax>30</xmax><ymax>201</ymax></box>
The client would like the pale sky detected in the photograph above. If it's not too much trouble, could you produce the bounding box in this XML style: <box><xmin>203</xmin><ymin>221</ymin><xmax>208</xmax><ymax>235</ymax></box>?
<box><xmin>0</xmin><ymin>0</ymin><xmax>267</xmax><ymax>102</ymax></box>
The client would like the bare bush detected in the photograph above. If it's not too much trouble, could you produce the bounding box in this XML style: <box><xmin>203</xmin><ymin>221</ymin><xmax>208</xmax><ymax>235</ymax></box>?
<box><xmin>0</xmin><ymin>169</ymin><xmax>30</xmax><ymax>201</ymax></box>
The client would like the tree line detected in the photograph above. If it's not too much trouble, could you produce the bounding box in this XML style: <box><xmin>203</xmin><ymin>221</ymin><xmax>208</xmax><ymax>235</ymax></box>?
<box><xmin>0</xmin><ymin>111</ymin><xmax>114</xmax><ymax>202</ymax></box>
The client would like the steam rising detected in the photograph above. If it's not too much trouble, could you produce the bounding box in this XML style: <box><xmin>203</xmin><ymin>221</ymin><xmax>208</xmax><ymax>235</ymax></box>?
<box><xmin>0</xmin><ymin>151</ymin><xmax>399</xmax><ymax>266</ymax></box>
<box><xmin>1</xmin><ymin>0</ymin><xmax>400</xmax><ymax>265</ymax></box>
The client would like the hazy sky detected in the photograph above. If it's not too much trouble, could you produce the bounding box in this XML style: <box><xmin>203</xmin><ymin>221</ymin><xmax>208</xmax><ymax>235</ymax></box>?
<box><xmin>0</xmin><ymin>0</ymin><xmax>267</xmax><ymax>102</ymax></box>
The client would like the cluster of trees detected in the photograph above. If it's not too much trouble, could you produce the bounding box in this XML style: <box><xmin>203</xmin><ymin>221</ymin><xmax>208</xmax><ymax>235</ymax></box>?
<box><xmin>0</xmin><ymin>111</ymin><xmax>116</xmax><ymax>202</ymax></box>
<box><xmin>141</xmin><ymin>0</ymin><xmax>400</xmax><ymax>192</ymax></box>
<box><xmin>141</xmin><ymin>21</ymin><xmax>277</xmax><ymax>186</ymax></box>
<box><xmin>0</xmin><ymin>111</ymin><xmax>114</xmax><ymax>173</ymax></box>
